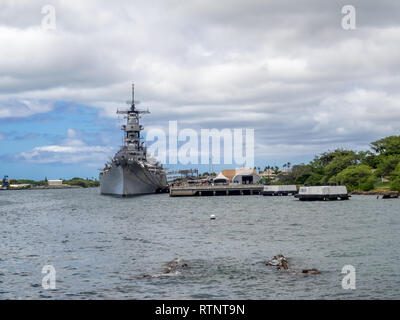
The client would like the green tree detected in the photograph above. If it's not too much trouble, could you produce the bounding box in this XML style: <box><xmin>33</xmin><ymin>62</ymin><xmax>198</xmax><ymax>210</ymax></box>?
<box><xmin>359</xmin><ymin>150</ymin><xmax>379</xmax><ymax>168</ymax></box>
<box><xmin>370</xmin><ymin>136</ymin><xmax>400</xmax><ymax>156</ymax></box>
<box><xmin>304</xmin><ymin>172</ymin><xmax>324</xmax><ymax>186</ymax></box>
<box><xmin>375</xmin><ymin>155</ymin><xmax>400</xmax><ymax>177</ymax></box>
<box><xmin>311</xmin><ymin>149</ymin><xmax>356</xmax><ymax>167</ymax></box>
<box><xmin>390</xmin><ymin>162</ymin><xmax>400</xmax><ymax>179</ymax></box>
<box><xmin>358</xmin><ymin>176</ymin><xmax>377</xmax><ymax>191</ymax></box>
<box><xmin>390</xmin><ymin>162</ymin><xmax>400</xmax><ymax>192</ymax></box>
<box><xmin>332</xmin><ymin>164</ymin><xmax>373</xmax><ymax>191</ymax></box>
<box><xmin>323</xmin><ymin>152</ymin><xmax>359</xmax><ymax>181</ymax></box>
<box><xmin>390</xmin><ymin>178</ymin><xmax>400</xmax><ymax>192</ymax></box>
<box><xmin>291</xmin><ymin>164</ymin><xmax>312</xmax><ymax>184</ymax></box>
<box><xmin>276</xmin><ymin>172</ymin><xmax>294</xmax><ymax>184</ymax></box>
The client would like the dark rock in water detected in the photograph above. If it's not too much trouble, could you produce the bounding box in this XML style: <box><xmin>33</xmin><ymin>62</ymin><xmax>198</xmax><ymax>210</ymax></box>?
<box><xmin>265</xmin><ymin>254</ymin><xmax>289</xmax><ymax>270</ymax></box>
<box><xmin>266</xmin><ymin>254</ymin><xmax>320</xmax><ymax>275</ymax></box>
<box><xmin>301</xmin><ymin>268</ymin><xmax>320</xmax><ymax>275</ymax></box>
<box><xmin>382</xmin><ymin>193</ymin><xmax>399</xmax><ymax>199</ymax></box>
<box><xmin>136</xmin><ymin>258</ymin><xmax>189</xmax><ymax>279</ymax></box>
<box><xmin>164</xmin><ymin>258</ymin><xmax>189</xmax><ymax>274</ymax></box>
<box><xmin>136</xmin><ymin>274</ymin><xmax>153</xmax><ymax>279</ymax></box>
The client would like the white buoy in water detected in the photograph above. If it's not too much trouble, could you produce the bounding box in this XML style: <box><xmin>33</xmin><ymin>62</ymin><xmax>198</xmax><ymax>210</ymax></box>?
<box><xmin>210</xmin><ymin>214</ymin><xmax>216</xmax><ymax>220</ymax></box>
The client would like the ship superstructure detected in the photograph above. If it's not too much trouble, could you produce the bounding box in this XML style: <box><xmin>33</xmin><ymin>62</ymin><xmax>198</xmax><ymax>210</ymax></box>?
<box><xmin>99</xmin><ymin>84</ymin><xmax>167</xmax><ymax>196</ymax></box>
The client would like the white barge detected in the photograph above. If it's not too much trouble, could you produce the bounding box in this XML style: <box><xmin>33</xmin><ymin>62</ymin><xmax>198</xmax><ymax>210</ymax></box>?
<box><xmin>262</xmin><ymin>185</ymin><xmax>298</xmax><ymax>196</ymax></box>
<box><xmin>295</xmin><ymin>186</ymin><xmax>350</xmax><ymax>201</ymax></box>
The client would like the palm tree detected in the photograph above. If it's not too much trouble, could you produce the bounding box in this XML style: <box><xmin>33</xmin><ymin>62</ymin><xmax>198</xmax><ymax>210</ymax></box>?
<box><xmin>273</xmin><ymin>166</ymin><xmax>281</xmax><ymax>175</ymax></box>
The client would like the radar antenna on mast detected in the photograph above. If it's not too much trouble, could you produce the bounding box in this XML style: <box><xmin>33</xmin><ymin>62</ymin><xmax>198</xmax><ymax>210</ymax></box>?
<box><xmin>117</xmin><ymin>83</ymin><xmax>150</xmax><ymax>115</ymax></box>
<box><xmin>125</xmin><ymin>84</ymin><xmax>141</xmax><ymax>107</ymax></box>
<box><xmin>131</xmin><ymin>83</ymin><xmax>135</xmax><ymax>110</ymax></box>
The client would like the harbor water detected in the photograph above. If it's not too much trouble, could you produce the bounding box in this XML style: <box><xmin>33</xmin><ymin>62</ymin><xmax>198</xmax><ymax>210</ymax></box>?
<box><xmin>0</xmin><ymin>188</ymin><xmax>399</xmax><ymax>299</ymax></box>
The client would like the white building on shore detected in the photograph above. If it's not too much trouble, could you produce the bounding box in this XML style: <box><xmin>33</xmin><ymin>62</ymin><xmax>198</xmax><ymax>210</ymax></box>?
<box><xmin>48</xmin><ymin>180</ymin><xmax>63</xmax><ymax>186</ymax></box>
<box><xmin>232</xmin><ymin>169</ymin><xmax>261</xmax><ymax>184</ymax></box>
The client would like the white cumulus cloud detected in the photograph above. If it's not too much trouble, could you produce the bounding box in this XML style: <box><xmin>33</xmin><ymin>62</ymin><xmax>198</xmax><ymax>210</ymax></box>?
<box><xmin>17</xmin><ymin>129</ymin><xmax>113</xmax><ymax>165</ymax></box>
<box><xmin>1</xmin><ymin>0</ymin><xmax>400</xmax><ymax>162</ymax></box>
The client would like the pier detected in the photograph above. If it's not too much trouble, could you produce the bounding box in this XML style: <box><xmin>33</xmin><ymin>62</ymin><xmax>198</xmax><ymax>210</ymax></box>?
<box><xmin>169</xmin><ymin>184</ymin><xmax>264</xmax><ymax>197</ymax></box>
<box><xmin>263</xmin><ymin>185</ymin><xmax>298</xmax><ymax>196</ymax></box>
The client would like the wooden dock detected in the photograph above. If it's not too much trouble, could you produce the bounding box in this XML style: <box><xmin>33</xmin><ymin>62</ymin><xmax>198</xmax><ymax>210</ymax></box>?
<box><xmin>169</xmin><ymin>184</ymin><xmax>264</xmax><ymax>197</ymax></box>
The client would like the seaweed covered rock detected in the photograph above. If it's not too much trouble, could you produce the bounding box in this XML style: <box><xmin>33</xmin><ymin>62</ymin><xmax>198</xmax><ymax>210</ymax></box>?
<box><xmin>265</xmin><ymin>254</ymin><xmax>320</xmax><ymax>275</ymax></box>
<box><xmin>265</xmin><ymin>254</ymin><xmax>289</xmax><ymax>270</ymax></box>
<box><xmin>301</xmin><ymin>268</ymin><xmax>320</xmax><ymax>275</ymax></box>
<box><xmin>164</xmin><ymin>258</ymin><xmax>189</xmax><ymax>274</ymax></box>
<box><xmin>136</xmin><ymin>258</ymin><xmax>189</xmax><ymax>279</ymax></box>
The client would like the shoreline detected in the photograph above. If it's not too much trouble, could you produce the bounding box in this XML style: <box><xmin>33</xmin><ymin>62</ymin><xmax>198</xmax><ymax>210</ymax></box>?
<box><xmin>1</xmin><ymin>185</ymin><xmax>94</xmax><ymax>191</ymax></box>
<box><xmin>3</xmin><ymin>185</ymin><xmax>399</xmax><ymax>196</ymax></box>
<box><xmin>350</xmin><ymin>190</ymin><xmax>399</xmax><ymax>196</ymax></box>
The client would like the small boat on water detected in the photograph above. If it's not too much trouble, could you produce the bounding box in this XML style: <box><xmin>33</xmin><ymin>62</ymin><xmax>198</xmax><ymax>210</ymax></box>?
<box><xmin>263</xmin><ymin>185</ymin><xmax>298</xmax><ymax>196</ymax></box>
<box><xmin>295</xmin><ymin>186</ymin><xmax>350</xmax><ymax>201</ymax></box>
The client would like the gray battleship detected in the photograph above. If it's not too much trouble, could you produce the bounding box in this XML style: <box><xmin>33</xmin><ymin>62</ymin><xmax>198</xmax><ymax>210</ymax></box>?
<box><xmin>100</xmin><ymin>84</ymin><xmax>168</xmax><ymax>196</ymax></box>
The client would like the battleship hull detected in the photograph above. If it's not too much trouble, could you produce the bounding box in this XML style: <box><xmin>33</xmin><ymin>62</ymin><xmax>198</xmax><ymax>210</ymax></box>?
<box><xmin>100</xmin><ymin>163</ymin><xmax>167</xmax><ymax>196</ymax></box>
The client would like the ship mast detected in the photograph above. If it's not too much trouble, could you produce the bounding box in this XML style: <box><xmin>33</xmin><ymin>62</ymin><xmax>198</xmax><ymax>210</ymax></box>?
<box><xmin>116</xmin><ymin>84</ymin><xmax>150</xmax><ymax>160</ymax></box>
<box><xmin>131</xmin><ymin>83</ymin><xmax>135</xmax><ymax>111</ymax></box>
<box><xmin>117</xmin><ymin>83</ymin><xmax>150</xmax><ymax>116</ymax></box>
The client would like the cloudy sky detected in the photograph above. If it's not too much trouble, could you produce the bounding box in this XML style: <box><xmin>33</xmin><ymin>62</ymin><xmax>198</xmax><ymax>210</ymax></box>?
<box><xmin>1</xmin><ymin>0</ymin><xmax>400</xmax><ymax>179</ymax></box>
